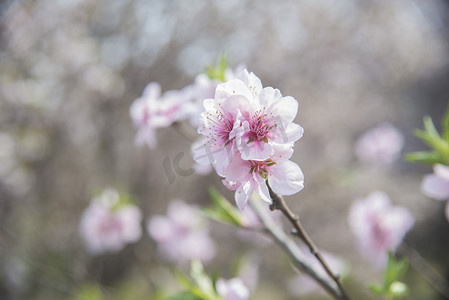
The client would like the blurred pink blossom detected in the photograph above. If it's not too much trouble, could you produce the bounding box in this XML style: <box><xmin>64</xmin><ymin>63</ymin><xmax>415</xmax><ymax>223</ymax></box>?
<box><xmin>216</xmin><ymin>277</ymin><xmax>250</xmax><ymax>300</ymax></box>
<box><xmin>130</xmin><ymin>82</ymin><xmax>187</xmax><ymax>148</ymax></box>
<box><xmin>421</xmin><ymin>164</ymin><xmax>449</xmax><ymax>200</ymax></box>
<box><xmin>421</xmin><ymin>164</ymin><xmax>449</xmax><ymax>222</ymax></box>
<box><xmin>348</xmin><ymin>191</ymin><xmax>414</xmax><ymax>265</ymax></box>
<box><xmin>79</xmin><ymin>189</ymin><xmax>142</xmax><ymax>254</ymax></box>
<box><xmin>147</xmin><ymin>200</ymin><xmax>216</xmax><ymax>264</ymax></box>
<box><xmin>355</xmin><ymin>123</ymin><xmax>404</xmax><ymax>165</ymax></box>
<box><xmin>288</xmin><ymin>249</ymin><xmax>347</xmax><ymax>297</ymax></box>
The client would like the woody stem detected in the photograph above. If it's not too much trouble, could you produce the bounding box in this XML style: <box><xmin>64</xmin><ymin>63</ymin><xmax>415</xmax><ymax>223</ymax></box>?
<box><xmin>267</xmin><ymin>187</ymin><xmax>352</xmax><ymax>300</ymax></box>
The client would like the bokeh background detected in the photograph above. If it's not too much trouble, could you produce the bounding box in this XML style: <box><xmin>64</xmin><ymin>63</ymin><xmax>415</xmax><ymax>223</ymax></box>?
<box><xmin>1</xmin><ymin>0</ymin><xmax>449</xmax><ymax>299</ymax></box>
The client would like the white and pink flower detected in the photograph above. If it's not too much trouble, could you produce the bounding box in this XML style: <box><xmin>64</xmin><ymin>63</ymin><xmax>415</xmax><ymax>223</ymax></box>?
<box><xmin>348</xmin><ymin>191</ymin><xmax>414</xmax><ymax>265</ymax></box>
<box><xmin>193</xmin><ymin>70</ymin><xmax>304</xmax><ymax>208</ymax></box>
<box><xmin>130</xmin><ymin>82</ymin><xmax>187</xmax><ymax>148</ymax></box>
<box><xmin>147</xmin><ymin>200</ymin><xmax>216</xmax><ymax>264</ymax></box>
<box><xmin>79</xmin><ymin>189</ymin><xmax>142</xmax><ymax>254</ymax></box>
<box><xmin>355</xmin><ymin>123</ymin><xmax>404</xmax><ymax>165</ymax></box>
<box><xmin>216</xmin><ymin>277</ymin><xmax>250</xmax><ymax>300</ymax></box>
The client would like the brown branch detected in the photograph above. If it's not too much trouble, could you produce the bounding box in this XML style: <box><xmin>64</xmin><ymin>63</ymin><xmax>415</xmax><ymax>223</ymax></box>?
<box><xmin>249</xmin><ymin>197</ymin><xmax>345</xmax><ymax>300</ymax></box>
<box><xmin>268</xmin><ymin>187</ymin><xmax>351</xmax><ymax>300</ymax></box>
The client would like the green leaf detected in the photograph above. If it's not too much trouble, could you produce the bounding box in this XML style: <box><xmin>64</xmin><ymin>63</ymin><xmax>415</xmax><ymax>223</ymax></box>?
<box><xmin>414</xmin><ymin>117</ymin><xmax>449</xmax><ymax>157</ymax></box>
<box><xmin>404</xmin><ymin>151</ymin><xmax>442</xmax><ymax>165</ymax></box>
<box><xmin>206</xmin><ymin>53</ymin><xmax>228</xmax><ymax>82</ymax></box>
<box><xmin>205</xmin><ymin>187</ymin><xmax>243</xmax><ymax>227</ymax></box>
<box><xmin>190</xmin><ymin>261</ymin><xmax>215</xmax><ymax>297</ymax></box>
<box><xmin>384</xmin><ymin>252</ymin><xmax>408</xmax><ymax>290</ymax></box>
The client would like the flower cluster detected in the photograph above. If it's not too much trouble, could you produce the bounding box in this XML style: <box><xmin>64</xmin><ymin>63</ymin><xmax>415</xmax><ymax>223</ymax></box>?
<box><xmin>194</xmin><ymin>70</ymin><xmax>304</xmax><ymax>209</ymax></box>
<box><xmin>421</xmin><ymin>164</ymin><xmax>449</xmax><ymax>221</ymax></box>
<box><xmin>147</xmin><ymin>200</ymin><xmax>216</xmax><ymax>264</ymax></box>
<box><xmin>348</xmin><ymin>191</ymin><xmax>415</xmax><ymax>265</ymax></box>
<box><xmin>79</xmin><ymin>189</ymin><xmax>142</xmax><ymax>254</ymax></box>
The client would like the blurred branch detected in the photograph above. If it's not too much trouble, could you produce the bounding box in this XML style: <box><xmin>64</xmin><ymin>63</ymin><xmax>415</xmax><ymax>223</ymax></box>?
<box><xmin>267</xmin><ymin>188</ymin><xmax>351</xmax><ymax>300</ymax></box>
<box><xmin>248</xmin><ymin>197</ymin><xmax>347</xmax><ymax>300</ymax></box>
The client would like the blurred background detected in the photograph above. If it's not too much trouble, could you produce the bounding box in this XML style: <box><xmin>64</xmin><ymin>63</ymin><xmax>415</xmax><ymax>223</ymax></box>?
<box><xmin>1</xmin><ymin>0</ymin><xmax>449</xmax><ymax>299</ymax></box>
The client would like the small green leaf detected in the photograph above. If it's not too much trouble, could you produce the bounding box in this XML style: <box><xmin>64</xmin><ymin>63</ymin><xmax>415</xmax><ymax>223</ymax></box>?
<box><xmin>206</xmin><ymin>187</ymin><xmax>243</xmax><ymax>227</ymax></box>
<box><xmin>404</xmin><ymin>151</ymin><xmax>443</xmax><ymax>165</ymax></box>
<box><xmin>384</xmin><ymin>252</ymin><xmax>408</xmax><ymax>289</ymax></box>
<box><xmin>206</xmin><ymin>53</ymin><xmax>228</xmax><ymax>82</ymax></box>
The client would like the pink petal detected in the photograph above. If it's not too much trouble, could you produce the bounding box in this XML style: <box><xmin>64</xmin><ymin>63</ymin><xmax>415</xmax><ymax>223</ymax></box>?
<box><xmin>215</xmin><ymin>79</ymin><xmax>252</xmax><ymax>102</ymax></box>
<box><xmin>257</xmin><ymin>87</ymin><xmax>282</xmax><ymax>107</ymax></box>
<box><xmin>434</xmin><ymin>164</ymin><xmax>449</xmax><ymax>181</ymax></box>
<box><xmin>421</xmin><ymin>174</ymin><xmax>449</xmax><ymax>200</ymax></box>
<box><xmin>268</xmin><ymin>96</ymin><xmax>298</xmax><ymax>123</ymax></box>
<box><xmin>239</xmin><ymin>138</ymin><xmax>274</xmax><ymax>161</ymax></box>
<box><xmin>268</xmin><ymin>160</ymin><xmax>304</xmax><ymax>195</ymax></box>
<box><xmin>235</xmin><ymin>182</ymin><xmax>253</xmax><ymax>210</ymax></box>
<box><xmin>226</xmin><ymin>155</ymin><xmax>251</xmax><ymax>181</ymax></box>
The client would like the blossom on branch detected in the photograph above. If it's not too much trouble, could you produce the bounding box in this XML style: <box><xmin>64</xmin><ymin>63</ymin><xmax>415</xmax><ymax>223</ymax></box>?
<box><xmin>79</xmin><ymin>188</ymin><xmax>142</xmax><ymax>254</ymax></box>
<box><xmin>348</xmin><ymin>191</ymin><xmax>414</xmax><ymax>265</ymax></box>
<box><xmin>147</xmin><ymin>200</ymin><xmax>216</xmax><ymax>264</ymax></box>
<box><xmin>193</xmin><ymin>69</ymin><xmax>304</xmax><ymax>209</ymax></box>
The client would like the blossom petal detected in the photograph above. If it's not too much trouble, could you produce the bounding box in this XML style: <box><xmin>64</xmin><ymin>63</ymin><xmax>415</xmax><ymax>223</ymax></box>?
<box><xmin>239</xmin><ymin>138</ymin><xmax>274</xmax><ymax>161</ymax></box>
<box><xmin>257</xmin><ymin>87</ymin><xmax>282</xmax><ymax>107</ymax></box>
<box><xmin>235</xmin><ymin>183</ymin><xmax>253</xmax><ymax>210</ymax></box>
<box><xmin>268</xmin><ymin>160</ymin><xmax>304</xmax><ymax>195</ymax></box>
<box><xmin>226</xmin><ymin>155</ymin><xmax>251</xmax><ymax>181</ymax></box>
<box><xmin>268</xmin><ymin>96</ymin><xmax>298</xmax><ymax>123</ymax></box>
<box><xmin>215</xmin><ymin>79</ymin><xmax>252</xmax><ymax>101</ymax></box>
<box><xmin>421</xmin><ymin>174</ymin><xmax>449</xmax><ymax>200</ymax></box>
<box><xmin>273</xmin><ymin>123</ymin><xmax>304</xmax><ymax>144</ymax></box>
<box><xmin>434</xmin><ymin>164</ymin><xmax>449</xmax><ymax>181</ymax></box>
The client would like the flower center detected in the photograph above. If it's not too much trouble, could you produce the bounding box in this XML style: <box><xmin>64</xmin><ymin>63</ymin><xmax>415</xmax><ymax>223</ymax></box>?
<box><xmin>249</xmin><ymin>159</ymin><xmax>276</xmax><ymax>178</ymax></box>
<box><xmin>247</xmin><ymin>112</ymin><xmax>275</xmax><ymax>143</ymax></box>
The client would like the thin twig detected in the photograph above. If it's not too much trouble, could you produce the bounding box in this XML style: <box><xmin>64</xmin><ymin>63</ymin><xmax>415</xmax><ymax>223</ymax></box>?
<box><xmin>249</xmin><ymin>197</ymin><xmax>346</xmax><ymax>300</ymax></box>
<box><xmin>267</xmin><ymin>187</ymin><xmax>351</xmax><ymax>300</ymax></box>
